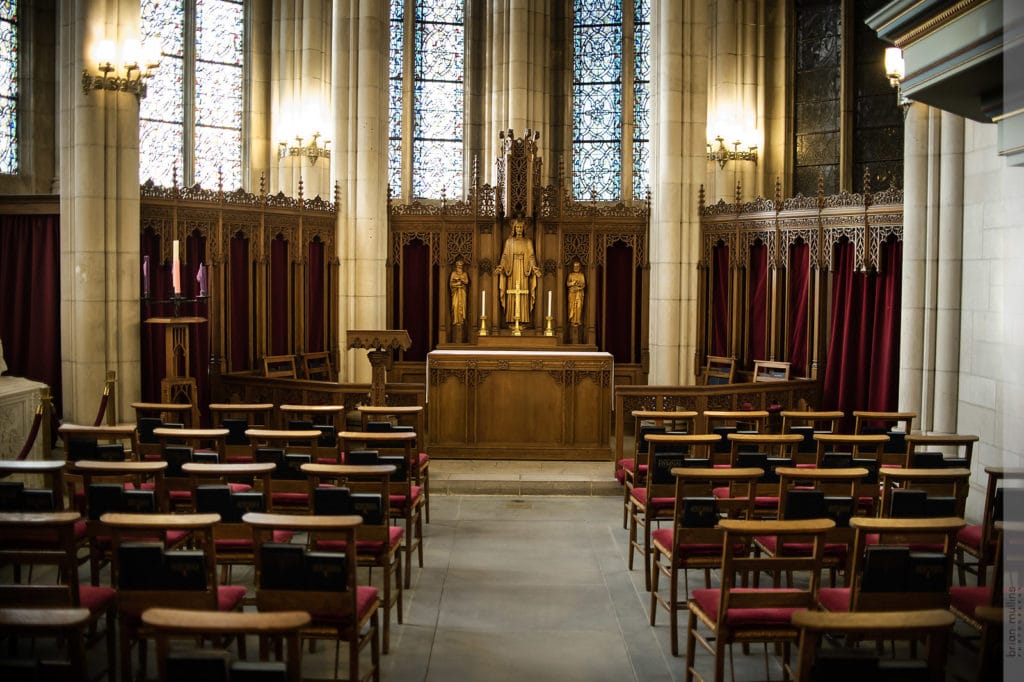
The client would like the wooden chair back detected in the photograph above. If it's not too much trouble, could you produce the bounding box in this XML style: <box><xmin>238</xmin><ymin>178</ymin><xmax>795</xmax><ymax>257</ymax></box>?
<box><xmin>184</xmin><ymin>462</ymin><xmax>276</xmax><ymax>553</ymax></box>
<box><xmin>852</xmin><ymin>410</ymin><xmax>916</xmax><ymax>455</ymax></box>
<box><xmin>208</xmin><ymin>403</ymin><xmax>274</xmax><ymax>462</ymax></box>
<box><xmin>878</xmin><ymin>467</ymin><xmax>971</xmax><ymax>519</ymax></box>
<box><xmin>702</xmin><ymin>355</ymin><xmax>735</xmax><ymax>385</ymax></box>
<box><xmin>0</xmin><ymin>460</ymin><xmax>66</xmax><ymax>511</ymax></box>
<box><xmin>779</xmin><ymin>410</ymin><xmax>844</xmax><ymax>455</ymax></box>
<box><xmin>0</xmin><ymin>511</ymin><xmax>86</xmax><ymax>606</ymax></box>
<box><xmin>903</xmin><ymin>433</ymin><xmax>978</xmax><ymax>469</ymax></box>
<box><xmin>301</xmin><ymin>351</ymin><xmax>335</xmax><ymax>381</ymax></box>
<box><xmin>812</xmin><ymin>433</ymin><xmax>890</xmax><ymax>476</ymax></box>
<box><xmin>279</xmin><ymin>404</ymin><xmax>345</xmax><ymax>457</ymax></box>
<box><xmin>640</xmin><ymin>433</ymin><xmax>720</xmax><ymax>495</ymax></box>
<box><xmin>262</xmin><ymin>354</ymin><xmax>297</xmax><ymax>378</ymax></box>
<box><xmin>752</xmin><ymin>360</ymin><xmax>791</xmax><ymax>381</ymax></box>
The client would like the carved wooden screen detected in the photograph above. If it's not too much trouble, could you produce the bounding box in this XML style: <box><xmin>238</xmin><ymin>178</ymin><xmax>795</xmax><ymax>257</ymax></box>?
<box><xmin>698</xmin><ymin>181</ymin><xmax>903</xmax><ymax>389</ymax></box>
<box><xmin>140</xmin><ymin>181</ymin><xmax>339</xmax><ymax>408</ymax></box>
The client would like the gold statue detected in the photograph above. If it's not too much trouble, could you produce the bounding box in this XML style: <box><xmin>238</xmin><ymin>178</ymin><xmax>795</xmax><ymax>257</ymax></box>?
<box><xmin>449</xmin><ymin>258</ymin><xmax>469</xmax><ymax>325</ymax></box>
<box><xmin>567</xmin><ymin>259</ymin><xmax>585</xmax><ymax>326</ymax></box>
<box><xmin>495</xmin><ymin>218</ymin><xmax>541</xmax><ymax>326</ymax></box>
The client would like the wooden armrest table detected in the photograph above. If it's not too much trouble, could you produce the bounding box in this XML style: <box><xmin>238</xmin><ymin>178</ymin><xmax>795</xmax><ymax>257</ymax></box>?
<box><xmin>58</xmin><ymin>423</ymin><xmax>139</xmax><ymax>459</ymax></box>
<box><xmin>0</xmin><ymin>460</ymin><xmax>67</xmax><ymax>510</ymax></box>
<box><xmin>0</xmin><ymin>607</ymin><xmax>92</xmax><ymax>682</ymax></box>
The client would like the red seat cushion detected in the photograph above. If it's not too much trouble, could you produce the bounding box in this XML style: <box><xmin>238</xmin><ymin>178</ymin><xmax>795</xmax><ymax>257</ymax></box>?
<box><xmin>817</xmin><ymin>587</ymin><xmax>850</xmax><ymax>612</ymax></box>
<box><xmin>615</xmin><ymin>458</ymin><xmax>635</xmax><ymax>485</ymax></box>
<box><xmin>691</xmin><ymin>588</ymin><xmax>806</xmax><ymax>627</ymax></box>
<box><xmin>216</xmin><ymin>529</ymin><xmax>294</xmax><ymax>551</ymax></box>
<box><xmin>311</xmin><ymin>585</ymin><xmax>380</xmax><ymax>624</ymax></box>
<box><xmin>217</xmin><ymin>584</ymin><xmax>248</xmax><ymax>611</ymax></box>
<box><xmin>315</xmin><ymin>527</ymin><xmax>404</xmax><ymax>556</ymax></box>
<box><xmin>271</xmin><ymin>492</ymin><xmax>309</xmax><ymax>505</ymax></box>
<box><xmin>957</xmin><ymin>524</ymin><xmax>983</xmax><ymax>551</ymax></box>
<box><xmin>756</xmin><ymin>535</ymin><xmax>848</xmax><ymax>558</ymax></box>
<box><xmin>390</xmin><ymin>486</ymin><xmax>423</xmax><ymax>510</ymax></box>
<box><xmin>418</xmin><ymin>452</ymin><xmax>430</xmax><ymax>467</ymax></box>
<box><xmin>79</xmin><ymin>585</ymin><xmax>116</xmax><ymax>612</ymax></box>
<box><xmin>629</xmin><ymin>487</ymin><xmax>674</xmax><ymax>509</ymax></box>
<box><xmin>950</xmin><ymin>586</ymin><xmax>992</xmax><ymax>619</ymax></box>
<box><xmin>227</xmin><ymin>483</ymin><xmax>252</xmax><ymax>493</ymax></box>
<box><xmin>652</xmin><ymin>528</ymin><xmax>736</xmax><ymax>559</ymax></box>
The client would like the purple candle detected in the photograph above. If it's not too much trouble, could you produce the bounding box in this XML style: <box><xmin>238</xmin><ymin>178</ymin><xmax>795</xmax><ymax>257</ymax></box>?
<box><xmin>142</xmin><ymin>255</ymin><xmax>150</xmax><ymax>297</ymax></box>
<box><xmin>197</xmin><ymin>263</ymin><xmax>208</xmax><ymax>297</ymax></box>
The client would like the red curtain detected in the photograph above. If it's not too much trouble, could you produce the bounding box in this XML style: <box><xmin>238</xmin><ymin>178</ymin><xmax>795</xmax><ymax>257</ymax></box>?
<box><xmin>0</xmin><ymin>214</ymin><xmax>63</xmax><ymax>420</ymax></box>
<box><xmin>184</xmin><ymin>233</ymin><xmax>210</xmax><ymax>419</ymax></box>
<box><xmin>402</xmin><ymin>240</ymin><xmax>430</xmax><ymax>361</ymax></box>
<box><xmin>748</xmin><ymin>243</ymin><xmax>768</xmax><ymax>363</ymax></box>
<box><xmin>307</xmin><ymin>240</ymin><xmax>325</xmax><ymax>353</ymax></box>
<box><xmin>140</xmin><ymin>230</ymin><xmax>167</xmax><ymax>403</ymax></box>
<box><xmin>229</xmin><ymin>235</ymin><xmax>250</xmax><ymax>370</ymax></box>
<box><xmin>605</xmin><ymin>242</ymin><xmax>634</xmax><ymax>363</ymax></box>
<box><xmin>710</xmin><ymin>242</ymin><xmax>729</xmax><ymax>356</ymax></box>
<box><xmin>823</xmin><ymin>238</ymin><xmax>902</xmax><ymax>418</ymax></box>
<box><xmin>269</xmin><ymin>237</ymin><xmax>289</xmax><ymax>355</ymax></box>
<box><xmin>788</xmin><ymin>241</ymin><xmax>810</xmax><ymax>376</ymax></box>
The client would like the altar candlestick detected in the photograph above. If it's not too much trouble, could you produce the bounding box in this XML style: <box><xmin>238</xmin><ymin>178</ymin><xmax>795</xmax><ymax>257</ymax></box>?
<box><xmin>171</xmin><ymin>239</ymin><xmax>181</xmax><ymax>294</ymax></box>
<box><xmin>547</xmin><ymin>290</ymin><xmax>552</xmax><ymax>317</ymax></box>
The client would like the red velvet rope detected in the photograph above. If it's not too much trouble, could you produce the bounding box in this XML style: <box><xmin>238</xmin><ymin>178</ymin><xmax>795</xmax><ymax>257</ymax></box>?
<box><xmin>12</xmin><ymin>409</ymin><xmax>43</xmax><ymax>462</ymax></box>
<box><xmin>92</xmin><ymin>392</ymin><xmax>110</xmax><ymax>427</ymax></box>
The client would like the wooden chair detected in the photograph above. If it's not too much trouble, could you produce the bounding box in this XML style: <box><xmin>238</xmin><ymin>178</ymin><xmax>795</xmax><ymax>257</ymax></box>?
<box><xmin>620</xmin><ymin>410</ymin><xmax>697</xmax><ymax>528</ymax></box>
<box><xmin>878</xmin><ymin>467</ymin><xmax>971</xmax><ymax>520</ymax></box>
<box><xmin>975</xmin><ymin>605</ymin><xmax>1004</xmax><ymax>682</ymax></box>
<box><xmin>852</xmin><ymin>410</ymin><xmax>916</xmax><ymax>456</ymax></box>
<box><xmin>102</xmin><ymin>512</ymin><xmax>247</xmax><ymax>682</ymax></box>
<box><xmin>628</xmin><ymin>433</ymin><xmax>720</xmax><ymax>591</ymax></box>
<box><xmin>183</xmin><ymin>461</ymin><xmax>279</xmax><ymax>585</ymax></box>
<box><xmin>339</xmin><ymin>430</ymin><xmax>423</xmax><ymax>589</ymax></box>
<box><xmin>143</xmin><ymin>607</ymin><xmax>310</xmax><ymax>682</ymax></box>
<box><xmin>903</xmin><ymin>433</ymin><xmax>978</xmax><ymax>469</ymax></box>
<box><xmin>956</xmin><ymin>466</ymin><xmax>1024</xmax><ymax>586</ymax></box>
<box><xmin>58</xmin><ymin>423</ymin><xmax>139</xmax><ymax>463</ymax></box>
<box><xmin>263</xmin><ymin>354</ymin><xmax>297</xmax><ymax>378</ymax></box>
<box><xmin>779</xmin><ymin>410</ymin><xmax>844</xmax><ymax>455</ymax></box>
<box><xmin>0</xmin><ymin>511</ymin><xmax>116</xmax><ymax>681</ymax></box>
<box><xmin>0</xmin><ymin>460</ymin><xmax>67</xmax><ymax>511</ymax></box>
<box><xmin>279</xmin><ymin>403</ymin><xmax>346</xmax><ymax>463</ymax></box>
<box><xmin>701</xmin><ymin>410</ymin><xmax>769</xmax><ymax>456</ymax></box>
<box><xmin>208</xmin><ymin>402</ymin><xmax>275</xmax><ymax>463</ymax></box>
<box><xmin>755</xmin><ymin>466</ymin><xmax>870</xmax><ymax>588</ymax></box>
<box><xmin>301</xmin><ymin>351</ymin><xmax>335</xmax><ymax>381</ymax></box>
<box><xmin>245</xmin><ymin>511</ymin><xmax>380</xmax><ymax>682</ymax></box>
<box><xmin>151</xmin><ymin>427</ymin><xmax>231</xmax><ymax>511</ymax></box>
<box><xmin>791</xmin><ymin>609</ymin><xmax>955</xmax><ymax>682</ymax></box>
<box><xmin>358</xmin><ymin>405</ymin><xmax>431</xmax><ymax>523</ymax></box>
<box><xmin>723</xmin><ymin>432</ymin><xmax>805</xmax><ymax>517</ymax></box>
<box><xmin>812</xmin><ymin>433</ymin><xmax>890</xmax><ymax>513</ymax></box>
<box><xmin>649</xmin><ymin>466</ymin><xmax>761</xmax><ymax>656</ymax></box>
<box><xmin>703</xmin><ymin>355</ymin><xmax>735</xmax><ymax>385</ymax></box>
<box><xmin>0</xmin><ymin>607</ymin><xmax>95</xmax><ymax>682</ymax></box>
<box><xmin>684</xmin><ymin>518</ymin><xmax>835</xmax><ymax>682</ymax></box>
<box><xmin>245</xmin><ymin>428</ymin><xmax>323</xmax><ymax>512</ymax></box>
<box><xmin>752</xmin><ymin>359</ymin><xmax>791</xmax><ymax>382</ymax></box>
<box><xmin>131</xmin><ymin>402</ymin><xmax>195</xmax><ymax>461</ymax></box>
<box><xmin>950</xmin><ymin>520</ymin><xmax>1006</xmax><ymax>637</ymax></box>
<box><xmin>303</xmin><ymin>462</ymin><xmax>404</xmax><ymax>654</ymax></box>
<box><xmin>817</xmin><ymin>516</ymin><xmax>965</xmax><ymax>614</ymax></box>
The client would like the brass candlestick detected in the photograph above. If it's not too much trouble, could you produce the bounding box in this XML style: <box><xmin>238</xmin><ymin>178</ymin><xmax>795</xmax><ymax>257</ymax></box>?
<box><xmin>544</xmin><ymin>315</ymin><xmax>554</xmax><ymax>336</ymax></box>
<box><xmin>478</xmin><ymin>314</ymin><xmax>489</xmax><ymax>336</ymax></box>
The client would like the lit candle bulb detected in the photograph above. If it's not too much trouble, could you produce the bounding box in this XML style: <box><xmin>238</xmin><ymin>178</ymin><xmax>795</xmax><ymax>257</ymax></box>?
<box><xmin>547</xmin><ymin>290</ymin><xmax>552</xmax><ymax>317</ymax></box>
<box><xmin>171</xmin><ymin>239</ymin><xmax>181</xmax><ymax>294</ymax></box>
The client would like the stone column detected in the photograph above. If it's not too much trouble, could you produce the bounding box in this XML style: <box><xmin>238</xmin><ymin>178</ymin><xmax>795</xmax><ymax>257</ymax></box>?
<box><xmin>648</xmin><ymin>0</ymin><xmax>709</xmax><ymax>384</ymax></box>
<box><xmin>59</xmin><ymin>0</ymin><xmax>142</xmax><ymax>423</ymax></box>
<box><xmin>272</xmin><ymin>1</ymin><xmax>333</xmax><ymax>199</ymax></box>
<box><xmin>332</xmin><ymin>1</ymin><xmax>389</xmax><ymax>382</ymax></box>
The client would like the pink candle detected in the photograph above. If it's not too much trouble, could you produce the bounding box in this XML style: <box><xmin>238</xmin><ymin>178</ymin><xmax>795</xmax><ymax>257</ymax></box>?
<box><xmin>171</xmin><ymin>239</ymin><xmax>181</xmax><ymax>294</ymax></box>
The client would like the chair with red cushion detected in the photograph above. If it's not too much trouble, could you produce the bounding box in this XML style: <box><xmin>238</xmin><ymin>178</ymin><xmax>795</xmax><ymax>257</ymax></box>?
<box><xmin>620</xmin><ymin>410</ymin><xmax>698</xmax><ymax>528</ymax></box>
<box><xmin>649</xmin><ymin>466</ymin><xmax>761</xmax><ymax>656</ymax></box>
<box><xmin>0</xmin><ymin>511</ymin><xmax>117</xmax><ymax>682</ymax></box>
<box><xmin>852</xmin><ymin>410</ymin><xmax>916</xmax><ymax>460</ymax></box>
<box><xmin>903</xmin><ymin>433</ymin><xmax>978</xmax><ymax>469</ymax></box>
<box><xmin>245</xmin><ymin>511</ymin><xmax>381</xmax><ymax>682</ymax></box>
<box><xmin>628</xmin><ymin>433</ymin><xmax>719</xmax><ymax>591</ymax></box>
<box><xmin>791</xmin><ymin>609</ymin><xmax>955</xmax><ymax>682</ymax></box>
<box><xmin>720</xmin><ymin>433</ymin><xmax>805</xmax><ymax>518</ymax></box>
<box><xmin>358</xmin><ymin>405</ymin><xmax>431</xmax><ymax>524</ymax></box>
<box><xmin>103</xmin><ymin>511</ymin><xmax>247</xmax><ymax>681</ymax></box>
<box><xmin>956</xmin><ymin>466</ymin><xmax>1024</xmax><ymax>586</ymax></box>
<box><xmin>207</xmin><ymin>402</ymin><xmax>275</xmax><ymax>463</ymax></box>
<box><xmin>303</xmin><ymin>462</ymin><xmax>404</xmax><ymax>654</ymax></box>
<box><xmin>817</xmin><ymin>516</ymin><xmax>964</xmax><ymax>615</ymax></box>
<box><xmin>779</xmin><ymin>410</ymin><xmax>844</xmax><ymax>459</ymax></box>
<box><xmin>684</xmin><ymin>517</ymin><xmax>835</xmax><ymax>682</ymax></box>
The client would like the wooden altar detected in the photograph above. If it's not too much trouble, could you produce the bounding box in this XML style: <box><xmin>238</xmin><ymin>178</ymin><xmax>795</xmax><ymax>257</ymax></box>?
<box><xmin>426</xmin><ymin>349</ymin><xmax>613</xmax><ymax>460</ymax></box>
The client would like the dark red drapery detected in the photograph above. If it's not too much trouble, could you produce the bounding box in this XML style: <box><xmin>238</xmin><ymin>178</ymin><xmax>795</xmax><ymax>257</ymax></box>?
<box><xmin>710</xmin><ymin>242</ymin><xmax>729</xmax><ymax>356</ymax></box>
<box><xmin>822</xmin><ymin>238</ymin><xmax>902</xmax><ymax>418</ymax></box>
<box><xmin>229</xmin><ymin>235</ymin><xmax>250</xmax><ymax>371</ymax></box>
<box><xmin>748</xmin><ymin>243</ymin><xmax>768</xmax><ymax>363</ymax></box>
<box><xmin>0</xmin><ymin>214</ymin><xmax>63</xmax><ymax>420</ymax></box>
<box><xmin>269</xmin><ymin>237</ymin><xmax>289</xmax><ymax>355</ymax></box>
<box><xmin>402</xmin><ymin>240</ymin><xmax>430</xmax><ymax>361</ymax></box>
<box><xmin>307</xmin><ymin>240</ymin><xmax>325</xmax><ymax>353</ymax></box>
<box><xmin>605</xmin><ymin>242</ymin><xmax>634</xmax><ymax>363</ymax></box>
<box><xmin>787</xmin><ymin>242</ymin><xmax>810</xmax><ymax>376</ymax></box>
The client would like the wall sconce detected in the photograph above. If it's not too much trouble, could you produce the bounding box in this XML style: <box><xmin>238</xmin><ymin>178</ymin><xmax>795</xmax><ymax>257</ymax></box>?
<box><xmin>884</xmin><ymin>46</ymin><xmax>911</xmax><ymax>111</ymax></box>
<box><xmin>278</xmin><ymin>132</ymin><xmax>332</xmax><ymax>165</ymax></box>
<box><xmin>82</xmin><ymin>38</ymin><xmax>160</xmax><ymax>99</ymax></box>
<box><xmin>706</xmin><ymin>136</ymin><xmax>758</xmax><ymax>169</ymax></box>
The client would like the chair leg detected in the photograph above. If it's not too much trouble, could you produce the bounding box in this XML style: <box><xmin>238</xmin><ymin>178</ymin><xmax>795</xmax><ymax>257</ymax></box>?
<box><xmin>684</xmin><ymin>608</ymin><xmax>697</xmax><ymax>682</ymax></box>
<box><xmin>627</xmin><ymin>502</ymin><xmax>639</xmax><ymax>571</ymax></box>
<box><xmin>382</xmin><ymin>562</ymin><xmax>391</xmax><ymax>654</ymax></box>
<box><xmin>622</xmin><ymin>482</ymin><xmax>631</xmax><ymax>529</ymax></box>
<box><xmin>371</xmin><ymin>611</ymin><xmax>381</xmax><ymax>682</ymax></box>
<box><xmin>649</xmin><ymin>553</ymin><xmax>660</xmax><ymax>626</ymax></box>
<box><xmin>422</xmin><ymin>468</ymin><xmax>430</xmax><ymax>524</ymax></box>
<box><xmin>669</xmin><ymin>564</ymin><xmax>680</xmax><ymax>657</ymax></box>
<box><xmin>416</xmin><ymin>509</ymin><xmax>424</xmax><ymax>569</ymax></box>
<box><xmin>104</xmin><ymin>610</ymin><xmax>116</xmax><ymax>682</ymax></box>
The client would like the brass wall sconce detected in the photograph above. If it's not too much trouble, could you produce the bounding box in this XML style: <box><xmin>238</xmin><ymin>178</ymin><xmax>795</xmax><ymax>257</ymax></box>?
<box><xmin>884</xmin><ymin>46</ymin><xmax>911</xmax><ymax>112</ymax></box>
<box><xmin>82</xmin><ymin>38</ymin><xmax>160</xmax><ymax>99</ymax></box>
<box><xmin>706</xmin><ymin>136</ymin><xmax>758</xmax><ymax>169</ymax></box>
<box><xmin>278</xmin><ymin>132</ymin><xmax>332</xmax><ymax>165</ymax></box>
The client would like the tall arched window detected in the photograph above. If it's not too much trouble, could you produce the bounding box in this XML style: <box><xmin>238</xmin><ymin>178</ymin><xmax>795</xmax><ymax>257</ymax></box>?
<box><xmin>139</xmin><ymin>0</ymin><xmax>245</xmax><ymax>190</ymax></box>
<box><xmin>573</xmin><ymin>0</ymin><xmax>649</xmax><ymax>202</ymax></box>
<box><xmin>0</xmin><ymin>1</ymin><xmax>18</xmax><ymax>175</ymax></box>
<box><xmin>389</xmin><ymin>0</ymin><xmax>465</xmax><ymax>200</ymax></box>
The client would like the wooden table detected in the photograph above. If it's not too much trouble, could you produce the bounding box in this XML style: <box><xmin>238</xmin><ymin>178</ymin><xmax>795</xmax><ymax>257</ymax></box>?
<box><xmin>0</xmin><ymin>607</ymin><xmax>92</xmax><ymax>682</ymax></box>
<box><xmin>58</xmin><ymin>423</ymin><xmax>139</xmax><ymax>460</ymax></box>
<box><xmin>0</xmin><ymin>460</ymin><xmax>66</xmax><ymax>510</ymax></box>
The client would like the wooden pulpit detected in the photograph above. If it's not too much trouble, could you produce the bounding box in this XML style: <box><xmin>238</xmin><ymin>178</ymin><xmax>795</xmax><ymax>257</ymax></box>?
<box><xmin>346</xmin><ymin>330</ymin><xmax>412</xmax><ymax>406</ymax></box>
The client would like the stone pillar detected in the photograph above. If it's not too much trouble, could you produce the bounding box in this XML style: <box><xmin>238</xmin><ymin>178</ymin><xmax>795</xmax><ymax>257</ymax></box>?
<box><xmin>272</xmin><ymin>1</ymin><xmax>333</xmax><ymax>199</ymax></box>
<box><xmin>899</xmin><ymin>103</ymin><xmax>963</xmax><ymax>434</ymax></box>
<box><xmin>59</xmin><ymin>0</ymin><xmax>142</xmax><ymax>424</ymax></box>
<box><xmin>332</xmin><ymin>2</ymin><xmax>389</xmax><ymax>382</ymax></box>
<box><xmin>648</xmin><ymin>0</ymin><xmax>709</xmax><ymax>384</ymax></box>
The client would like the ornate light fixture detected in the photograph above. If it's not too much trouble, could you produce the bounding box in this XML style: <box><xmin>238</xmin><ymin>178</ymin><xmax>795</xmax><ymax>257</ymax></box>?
<box><xmin>278</xmin><ymin>132</ymin><xmax>332</xmax><ymax>165</ymax></box>
<box><xmin>706</xmin><ymin>136</ymin><xmax>758</xmax><ymax>169</ymax></box>
<box><xmin>884</xmin><ymin>46</ymin><xmax>911</xmax><ymax>111</ymax></box>
<box><xmin>82</xmin><ymin>38</ymin><xmax>161</xmax><ymax>99</ymax></box>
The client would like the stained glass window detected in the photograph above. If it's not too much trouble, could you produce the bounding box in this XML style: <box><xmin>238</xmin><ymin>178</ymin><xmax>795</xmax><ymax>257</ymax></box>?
<box><xmin>0</xmin><ymin>1</ymin><xmax>17</xmax><ymax>175</ymax></box>
<box><xmin>389</xmin><ymin>0</ymin><xmax>464</xmax><ymax>200</ymax></box>
<box><xmin>573</xmin><ymin>0</ymin><xmax>649</xmax><ymax>202</ymax></box>
<box><xmin>140</xmin><ymin>0</ymin><xmax>244</xmax><ymax>189</ymax></box>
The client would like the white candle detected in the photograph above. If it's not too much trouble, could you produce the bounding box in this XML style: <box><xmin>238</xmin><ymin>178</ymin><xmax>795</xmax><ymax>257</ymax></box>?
<box><xmin>482</xmin><ymin>290</ymin><xmax>486</xmax><ymax>317</ymax></box>
<box><xmin>547</xmin><ymin>290</ymin><xmax>552</xmax><ymax>317</ymax></box>
<box><xmin>171</xmin><ymin>239</ymin><xmax>181</xmax><ymax>294</ymax></box>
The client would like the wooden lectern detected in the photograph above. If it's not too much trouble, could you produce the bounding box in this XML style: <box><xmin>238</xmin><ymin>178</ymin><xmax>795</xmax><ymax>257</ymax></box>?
<box><xmin>347</xmin><ymin>330</ymin><xmax>412</xmax><ymax>406</ymax></box>
<box><xmin>144</xmin><ymin>316</ymin><xmax>204</xmax><ymax>426</ymax></box>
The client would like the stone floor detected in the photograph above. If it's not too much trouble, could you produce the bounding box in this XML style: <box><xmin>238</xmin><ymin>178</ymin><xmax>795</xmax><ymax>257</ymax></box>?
<box><xmin>7</xmin><ymin>459</ymin><xmax>989</xmax><ymax>681</ymax></box>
